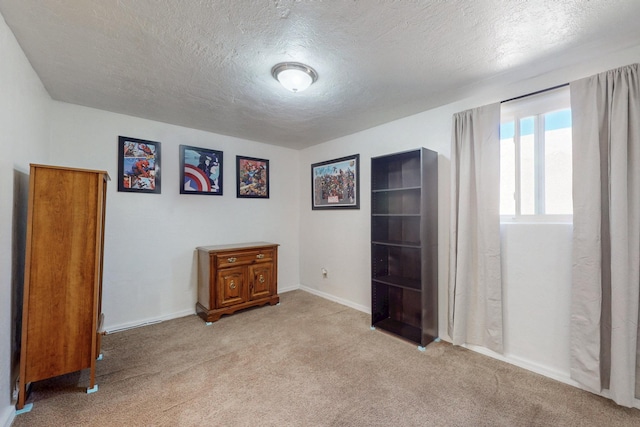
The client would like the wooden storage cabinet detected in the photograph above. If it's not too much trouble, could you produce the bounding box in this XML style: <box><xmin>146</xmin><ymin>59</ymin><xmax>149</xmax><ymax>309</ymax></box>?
<box><xmin>196</xmin><ymin>242</ymin><xmax>279</xmax><ymax>322</ymax></box>
<box><xmin>371</xmin><ymin>149</ymin><xmax>438</xmax><ymax>348</ymax></box>
<box><xmin>18</xmin><ymin>164</ymin><xmax>109</xmax><ymax>409</ymax></box>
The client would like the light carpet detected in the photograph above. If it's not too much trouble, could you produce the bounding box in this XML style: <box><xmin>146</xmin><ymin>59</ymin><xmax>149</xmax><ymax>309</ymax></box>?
<box><xmin>12</xmin><ymin>290</ymin><xmax>640</xmax><ymax>426</ymax></box>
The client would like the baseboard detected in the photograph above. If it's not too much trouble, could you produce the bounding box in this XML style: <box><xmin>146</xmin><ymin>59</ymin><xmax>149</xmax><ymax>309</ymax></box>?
<box><xmin>1</xmin><ymin>405</ymin><xmax>16</xmax><ymax>427</ymax></box>
<box><xmin>461</xmin><ymin>342</ymin><xmax>640</xmax><ymax>410</ymax></box>
<box><xmin>463</xmin><ymin>343</ymin><xmax>577</xmax><ymax>386</ymax></box>
<box><xmin>105</xmin><ymin>285</ymin><xmax>303</xmax><ymax>333</ymax></box>
<box><xmin>298</xmin><ymin>285</ymin><xmax>370</xmax><ymax>314</ymax></box>
<box><xmin>105</xmin><ymin>308</ymin><xmax>195</xmax><ymax>334</ymax></box>
<box><xmin>278</xmin><ymin>284</ymin><xmax>301</xmax><ymax>293</ymax></box>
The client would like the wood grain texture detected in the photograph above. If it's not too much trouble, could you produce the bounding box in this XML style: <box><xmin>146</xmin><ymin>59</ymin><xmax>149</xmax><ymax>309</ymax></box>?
<box><xmin>18</xmin><ymin>164</ymin><xmax>109</xmax><ymax>409</ymax></box>
<box><xmin>196</xmin><ymin>243</ymin><xmax>279</xmax><ymax>323</ymax></box>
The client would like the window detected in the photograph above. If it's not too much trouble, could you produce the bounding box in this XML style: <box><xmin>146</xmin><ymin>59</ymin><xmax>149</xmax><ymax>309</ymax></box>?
<box><xmin>500</xmin><ymin>86</ymin><xmax>572</xmax><ymax>221</ymax></box>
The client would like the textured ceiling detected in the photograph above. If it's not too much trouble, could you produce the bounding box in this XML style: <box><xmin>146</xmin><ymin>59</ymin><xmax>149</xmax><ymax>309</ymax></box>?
<box><xmin>1</xmin><ymin>1</ymin><xmax>640</xmax><ymax>149</ymax></box>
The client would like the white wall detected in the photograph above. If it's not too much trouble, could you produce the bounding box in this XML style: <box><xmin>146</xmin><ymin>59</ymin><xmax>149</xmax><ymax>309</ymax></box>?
<box><xmin>298</xmin><ymin>108</ymin><xmax>452</xmax><ymax>317</ymax></box>
<box><xmin>48</xmin><ymin>102</ymin><xmax>301</xmax><ymax>331</ymax></box>
<box><xmin>3</xmin><ymin>7</ymin><xmax>640</xmax><ymax>423</ymax></box>
<box><xmin>0</xmin><ymin>12</ymin><xmax>51</xmax><ymax>427</ymax></box>
<box><xmin>500</xmin><ymin>223</ymin><xmax>572</xmax><ymax>378</ymax></box>
<box><xmin>1</xmin><ymin>33</ymin><xmax>302</xmax><ymax>423</ymax></box>
<box><xmin>298</xmin><ymin>45</ymin><xmax>640</xmax><ymax>386</ymax></box>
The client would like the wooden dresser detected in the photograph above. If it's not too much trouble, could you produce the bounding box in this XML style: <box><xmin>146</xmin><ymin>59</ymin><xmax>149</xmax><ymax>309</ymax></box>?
<box><xmin>18</xmin><ymin>164</ymin><xmax>109</xmax><ymax>409</ymax></box>
<box><xmin>196</xmin><ymin>242</ymin><xmax>279</xmax><ymax>322</ymax></box>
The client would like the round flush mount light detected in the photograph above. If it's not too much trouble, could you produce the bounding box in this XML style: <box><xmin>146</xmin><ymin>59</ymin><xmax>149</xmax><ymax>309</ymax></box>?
<box><xmin>271</xmin><ymin>62</ymin><xmax>318</xmax><ymax>93</ymax></box>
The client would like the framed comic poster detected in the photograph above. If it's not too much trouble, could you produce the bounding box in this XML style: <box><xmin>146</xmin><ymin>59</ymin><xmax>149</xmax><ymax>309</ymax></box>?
<box><xmin>180</xmin><ymin>145</ymin><xmax>223</xmax><ymax>195</ymax></box>
<box><xmin>118</xmin><ymin>136</ymin><xmax>161</xmax><ymax>193</ymax></box>
<box><xmin>311</xmin><ymin>154</ymin><xmax>359</xmax><ymax>210</ymax></box>
<box><xmin>236</xmin><ymin>156</ymin><xmax>269</xmax><ymax>198</ymax></box>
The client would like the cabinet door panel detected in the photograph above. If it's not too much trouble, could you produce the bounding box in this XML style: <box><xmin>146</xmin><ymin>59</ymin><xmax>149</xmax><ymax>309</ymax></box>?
<box><xmin>217</xmin><ymin>267</ymin><xmax>246</xmax><ymax>307</ymax></box>
<box><xmin>249</xmin><ymin>264</ymin><xmax>272</xmax><ymax>300</ymax></box>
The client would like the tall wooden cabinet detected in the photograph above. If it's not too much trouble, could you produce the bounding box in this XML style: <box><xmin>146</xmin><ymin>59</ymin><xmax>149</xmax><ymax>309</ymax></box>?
<box><xmin>18</xmin><ymin>164</ymin><xmax>109</xmax><ymax>409</ymax></box>
<box><xmin>196</xmin><ymin>242</ymin><xmax>279</xmax><ymax>323</ymax></box>
<box><xmin>371</xmin><ymin>148</ymin><xmax>438</xmax><ymax>348</ymax></box>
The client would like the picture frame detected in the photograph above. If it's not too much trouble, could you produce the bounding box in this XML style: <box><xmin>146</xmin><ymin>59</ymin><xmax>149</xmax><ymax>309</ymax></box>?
<box><xmin>179</xmin><ymin>145</ymin><xmax>223</xmax><ymax>195</ymax></box>
<box><xmin>311</xmin><ymin>154</ymin><xmax>360</xmax><ymax>210</ymax></box>
<box><xmin>236</xmin><ymin>156</ymin><xmax>269</xmax><ymax>198</ymax></box>
<box><xmin>118</xmin><ymin>136</ymin><xmax>161</xmax><ymax>193</ymax></box>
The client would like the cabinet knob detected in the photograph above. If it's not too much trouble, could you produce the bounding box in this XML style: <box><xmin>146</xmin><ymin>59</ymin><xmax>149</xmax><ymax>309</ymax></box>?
<box><xmin>227</xmin><ymin>257</ymin><xmax>237</xmax><ymax>263</ymax></box>
<box><xmin>259</xmin><ymin>275</ymin><xmax>265</xmax><ymax>283</ymax></box>
<box><xmin>230</xmin><ymin>280</ymin><xmax>236</xmax><ymax>289</ymax></box>
<box><xmin>256</xmin><ymin>254</ymin><xmax>265</xmax><ymax>259</ymax></box>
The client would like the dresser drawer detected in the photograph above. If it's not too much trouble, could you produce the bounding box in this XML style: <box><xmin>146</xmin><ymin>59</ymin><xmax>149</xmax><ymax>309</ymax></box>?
<box><xmin>216</xmin><ymin>248</ymin><xmax>274</xmax><ymax>268</ymax></box>
<box><xmin>196</xmin><ymin>242</ymin><xmax>279</xmax><ymax>323</ymax></box>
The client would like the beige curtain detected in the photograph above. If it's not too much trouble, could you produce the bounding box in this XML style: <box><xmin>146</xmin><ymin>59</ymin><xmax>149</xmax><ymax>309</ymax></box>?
<box><xmin>448</xmin><ymin>103</ymin><xmax>503</xmax><ymax>353</ymax></box>
<box><xmin>570</xmin><ymin>63</ymin><xmax>640</xmax><ymax>407</ymax></box>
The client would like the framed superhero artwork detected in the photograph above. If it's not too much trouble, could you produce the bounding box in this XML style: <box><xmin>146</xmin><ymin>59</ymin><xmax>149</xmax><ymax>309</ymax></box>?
<box><xmin>117</xmin><ymin>136</ymin><xmax>161</xmax><ymax>194</ymax></box>
<box><xmin>311</xmin><ymin>154</ymin><xmax>359</xmax><ymax>210</ymax></box>
<box><xmin>236</xmin><ymin>155</ymin><xmax>269</xmax><ymax>198</ymax></box>
<box><xmin>179</xmin><ymin>145</ymin><xmax>223</xmax><ymax>195</ymax></box>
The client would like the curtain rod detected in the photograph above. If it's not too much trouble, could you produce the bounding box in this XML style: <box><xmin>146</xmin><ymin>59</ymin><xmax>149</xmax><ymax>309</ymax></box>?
<box><xmin>501</xmin><ymin>83</ymin><xmax>569</xmax><ymax>104</ymax></box>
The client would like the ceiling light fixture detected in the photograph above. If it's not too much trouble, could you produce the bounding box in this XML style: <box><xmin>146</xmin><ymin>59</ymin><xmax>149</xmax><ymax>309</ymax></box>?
<box><xmin>271</xmin><ymin>62</ymin><xmax>318</xmax><ymax>93</ymax></box>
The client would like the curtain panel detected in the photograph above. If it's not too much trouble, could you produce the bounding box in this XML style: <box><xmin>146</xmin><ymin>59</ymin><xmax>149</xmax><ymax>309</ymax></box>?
<box><xmin>448</xmin><ymin>103</ymin><xmax>503</xmax><ymax>353</ymax></box>
<box><xmin>570</xmin><ymin>63</ymin><xmax>640</xmax><ymax>407</ymax></box>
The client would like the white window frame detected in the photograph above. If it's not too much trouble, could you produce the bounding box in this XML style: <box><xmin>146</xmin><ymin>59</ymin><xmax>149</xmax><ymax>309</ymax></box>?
<box><xmin>500</xmin><ymin>86</ymin><xmax>572</xmax><ymax>224</ymax></box>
